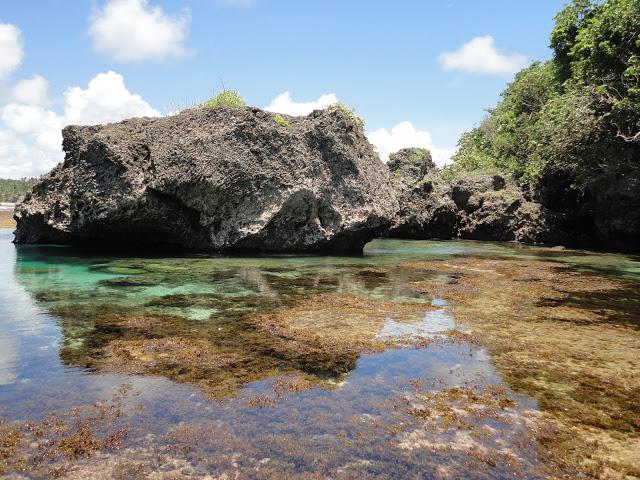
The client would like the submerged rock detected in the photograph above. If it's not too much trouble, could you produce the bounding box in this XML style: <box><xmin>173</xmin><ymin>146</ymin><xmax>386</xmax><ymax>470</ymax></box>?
<box><xmin>385</xmin><ymin>148</ymin><xmax>566</xmax><ymax>244</ymax></box>
<box><xmin>14</xmin><ymin>106</ymin><xmax>397</xmax><ymax>253</ymax></box>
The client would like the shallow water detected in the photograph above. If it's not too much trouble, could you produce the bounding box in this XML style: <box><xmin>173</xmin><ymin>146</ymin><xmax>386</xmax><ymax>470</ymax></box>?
<box><xmin>1</xmin><ymin>229</ymin><xmax>639</xmax><ymax>479</ymax></box>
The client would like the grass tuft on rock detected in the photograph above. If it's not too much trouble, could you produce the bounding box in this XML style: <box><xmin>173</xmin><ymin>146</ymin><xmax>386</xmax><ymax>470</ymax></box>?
<box><xmin>334</xmin><ymin>103</ymin><xmax>364</xmax><ymax>127</ymax></box>
<box><xmin>274</xmin><ymin>114</ymin><xmax>289</xmax><ymax>127</ymax></box>
<box><xmin>201</xmin><ymin>90</ymin><xmax>246</xmax><ymax>110</ymax></box>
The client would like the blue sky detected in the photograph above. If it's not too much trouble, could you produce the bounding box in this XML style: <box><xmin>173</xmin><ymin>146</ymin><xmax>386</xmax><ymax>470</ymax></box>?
<box><xmin>0</xmin><ymin>0</ymin><xmax>565</xmax><ymax>178</ymax></box>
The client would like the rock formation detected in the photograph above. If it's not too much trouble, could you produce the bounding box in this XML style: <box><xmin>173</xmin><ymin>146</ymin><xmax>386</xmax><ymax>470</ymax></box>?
<box><xmin>387</xmin><ymin>148</ymin><xmax>457</xmax><ymax>239</ymax></box>
<box><xmin>452</xmin><ymin>176</ymin><xmax>565</xmax><ymax>244</ymax></box>
<box><xmin>386</xmin><ymin>148</ymin><xmax>565</xmax><ymax>244</ymax></box>
<box><xmin>14</xmin><ymin>106</ymin><xmax>397</xmax><ymax>253</ymax></box>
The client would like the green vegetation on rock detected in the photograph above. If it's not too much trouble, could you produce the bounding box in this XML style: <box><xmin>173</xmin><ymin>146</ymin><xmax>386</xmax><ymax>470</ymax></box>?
<box><xmin>201</xmin><ymin>90</ymin><xmax>246</xmax><ymax>109</ymax></box>
<box><xmin>447</xmin><ymin>0</ymin><xmax>640</xmax><ymax>192</ymax></box>
<box><xmin>335</xmin><ymin>103</ymin><xmax>364</xmax><ymax>127</ymax></box>
<box><xmin>274</xmin><ymin>114</ymin><xmax>289</xmax><ymax>127</ymax></box>
<box><xmin>0</xmin><ymin>178</ymin><xmax>37</xmax><ymax>203</ymax></box>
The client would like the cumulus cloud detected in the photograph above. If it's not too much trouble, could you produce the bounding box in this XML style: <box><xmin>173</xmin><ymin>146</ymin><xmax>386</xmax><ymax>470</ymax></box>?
<box><xmin>0</xmin><ymin>23</ymin><xmax>23</xmax><ymax>79</ymax></box>
<box><xmin>11</xmin><ymin>74</ymin><xmax>49</xmax><ymax>106</ymax></box>
<box><xmin>367</xmin><ymin>121</ymin><xmax>454</xmax><ymax>167</ymax></box>
<box><xmin>439</xmin><ymin>35</ymin><xmax>526</xmax><ymax>75</ymax></box>
<box><xmin>265</xmin><ymin>91</ymin><xmax>339</xmax><ymax>116</ymax></box>
<box><xmin>63</xmin><ymin>71</ymin><xmax>160</xmax><ymax>125</ymax></box>
<box><xmin>88</xmin><ymin>0</ymin><xmax>191</xmax><ymax>62</ymax></box>
<box><xmin>0</xmin><ymin>71</ymin><xmax>160</xmax><ymax>178</ymax></box>
<box><xmin>2</xmin><ymin>104</ymin><xmax>61</xmax><ymax>137</ymax></box>
<box><xmin>264</xmin><ymin>92</ymin><xmax>455</xmax><ymax>167</ymax></box>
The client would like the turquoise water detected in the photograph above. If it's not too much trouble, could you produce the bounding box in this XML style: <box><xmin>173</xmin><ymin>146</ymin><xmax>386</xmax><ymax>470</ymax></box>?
<box><xmin>1</xmin><ymin>228</ymin><xmax>639</xmax><ymax>478</ymax></box>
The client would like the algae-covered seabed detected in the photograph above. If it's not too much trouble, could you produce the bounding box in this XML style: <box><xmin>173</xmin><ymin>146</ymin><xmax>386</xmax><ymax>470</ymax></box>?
<box><xmin>0</xmin><ymin>229</ymin><xmax>638</xmax><ymax>479</ymax></box>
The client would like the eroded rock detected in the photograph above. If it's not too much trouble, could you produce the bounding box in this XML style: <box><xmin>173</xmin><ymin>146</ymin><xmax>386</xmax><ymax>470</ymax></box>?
<box><xmin>385</xmin><ymin>148</ymin><xmax>566</xmax><ymax>244</ymax></box>
<box><xmin>387</xmin><ymin>148</ymin><xmax>458</xmax><ymax>239</ymax></box>
<box><xmin>14</xmin><ymin>106</ymin><xmax>397</xmax><ymax>253</ymax></box>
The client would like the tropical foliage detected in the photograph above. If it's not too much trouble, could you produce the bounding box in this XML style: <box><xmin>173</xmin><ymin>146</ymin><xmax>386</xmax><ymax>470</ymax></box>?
<box><xmin>445</xmin><ymin>0</ymin><xmax>640</xmax><ymax>192</ymax></box>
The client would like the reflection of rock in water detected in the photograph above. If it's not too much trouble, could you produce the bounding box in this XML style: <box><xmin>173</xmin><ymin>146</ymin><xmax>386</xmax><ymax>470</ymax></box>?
<box><xmin>7</xmin><ymin>239</ymin><xmax>640</xmax><ymax>479</ymax></box>
<box><xmin>18</xmin><ymin>255</ymin><xmax>455</xmax><ymax>398</ymax></box>
<box><xmin>51</xmin><ymin>292</ymin><xmax>439</xmax><ymax>398</ymax></box>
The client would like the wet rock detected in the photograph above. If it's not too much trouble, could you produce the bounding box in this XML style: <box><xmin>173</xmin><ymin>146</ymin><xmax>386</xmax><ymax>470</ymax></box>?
<box><xmin>14</xmin><ymin>106</ymin><xmax>397</xmax><ymax>253</ymax></box>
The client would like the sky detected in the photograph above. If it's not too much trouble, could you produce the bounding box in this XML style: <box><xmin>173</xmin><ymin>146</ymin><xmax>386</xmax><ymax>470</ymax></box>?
<box><xmin>0</xmin><ymin>0</ymin><xmax>565</xmax><ymax>179</ymax></box>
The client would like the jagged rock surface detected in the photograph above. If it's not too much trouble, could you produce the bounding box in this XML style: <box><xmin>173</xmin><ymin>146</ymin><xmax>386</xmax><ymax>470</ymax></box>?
<box><xmin>14</xmin><ymin>106</ymin><xmax>398</xmax><ymax>253</ymax></box>
<box><xmin>387</xmin><ymin>148</ymin><xmax>457</xmax><ymax>239</ymax></box>
<box><xmin>453</xmin><ymin>176</ymin><xmax>565</xmax><ymax>244</ymax></box>
<box><xmin>386</xmin><ymin>148</ymin><xmax>565</xmax><ymax>244</ymax></box>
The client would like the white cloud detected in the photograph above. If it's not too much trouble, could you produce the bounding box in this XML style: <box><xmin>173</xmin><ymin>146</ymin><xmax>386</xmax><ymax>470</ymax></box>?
<box><xmin>367</xmin><ymin>121</ymin><xmax>454</xmax><ymax>167</ymax></box>
<box><xmin>439</xmin><ymin>35</ymin><xmax>526</xmax><ymax>75</ymax></box>
<box><xmin>0</xmin><ymin>23</ymin><xmax>23</xmax><ymax>79</ymax></box>
<box><xmin>264</xmin><ymin>93</ymin><xmax>455</xmax><ymax>167</ymax></box>
<box><xmin>265</xmin><ymin>91</ymin><xmax>339</xmax><ymax>116</ymax></box>
<box><xmin>88</xmin><ymin>0</ymin><xmax>191</xmax><ymax>62</ymax></box>
<box><xmin>11</xmin><ymin>74</ymin><xmax>49</xmax><ymax>106</ymax></box>
<box><xmin>0</xmin><ymin>71</ymin><xmax>160</xmax><ymax>179</ymax></box>
<box><xmin>2</xmin><ymin>104</ymin><xmax>61</xmax><ymax>136</ymax></box>
<box><xmin>63</xmin><ymin>71</ymin><xmax>160</xmax><ymax>125</ymax></box>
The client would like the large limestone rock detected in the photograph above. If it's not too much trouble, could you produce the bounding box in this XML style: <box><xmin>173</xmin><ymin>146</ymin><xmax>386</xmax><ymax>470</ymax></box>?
<box><xmin>453</xmin><ymin>176</ymin><xmax>565</xmax><ymax>244</ymax></box>
<box><xmin>385</xmin><ymin>148</ymin><xmax>566</xmax><ymax>244</ymax></box>
<box><xmin>387</xmin><ymin>148</ymin><xmax>458</xmax><ymax>239</ymax></box>
<box><xmin>14</xmin><ymin>106</ymin><xmax>397</xmax><ymax>253</ymax></box>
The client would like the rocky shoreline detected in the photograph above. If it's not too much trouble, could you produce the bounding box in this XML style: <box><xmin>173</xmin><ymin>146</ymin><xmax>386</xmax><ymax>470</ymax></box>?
<box><xmin>385</xmin><ymin>148</ymin><xmax>566</xmax><ymax>246</ymax></box>
<box><xmin>11</xmin><ymin>106</ymin><xmax>636</xmax><ymax>253</ymax></box>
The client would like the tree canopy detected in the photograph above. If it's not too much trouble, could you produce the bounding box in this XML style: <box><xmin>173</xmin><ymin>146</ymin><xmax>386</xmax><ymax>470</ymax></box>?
<box><xmin>445</xmin><ymin>0</ymin><xmax>640</xmax><ymax>192</ymax></box>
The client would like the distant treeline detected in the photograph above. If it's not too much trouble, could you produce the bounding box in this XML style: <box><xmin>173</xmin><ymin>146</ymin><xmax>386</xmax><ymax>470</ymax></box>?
<box><xmin>0</xmin><ymin>178</ymin><xmax>37</xmax><ymax>203</ymax></box>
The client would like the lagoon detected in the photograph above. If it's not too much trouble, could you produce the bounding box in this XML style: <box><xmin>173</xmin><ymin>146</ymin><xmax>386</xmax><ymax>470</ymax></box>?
<box><xmin>1</xmin><ymin>229</ymin><xmax>639</xmax><ymax>479</ymax></box>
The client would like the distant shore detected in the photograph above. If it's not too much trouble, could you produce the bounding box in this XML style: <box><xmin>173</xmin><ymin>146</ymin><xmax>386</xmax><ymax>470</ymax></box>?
<box><xmin>0</xmin><ymin>204</ymin><xmax>15</xmax><ymax>228</ymax></box>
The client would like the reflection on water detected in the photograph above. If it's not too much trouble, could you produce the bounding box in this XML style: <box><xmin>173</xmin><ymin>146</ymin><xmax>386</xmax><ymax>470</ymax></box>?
<box><xmin>377</xmin><ymin>308</ymin><xmax>455</xmax><ymax>340</ymax></box>
<box><xmin>1</xmin><ymin>230</ymin><xmax>639</xmax><ymax>478</ymax></box>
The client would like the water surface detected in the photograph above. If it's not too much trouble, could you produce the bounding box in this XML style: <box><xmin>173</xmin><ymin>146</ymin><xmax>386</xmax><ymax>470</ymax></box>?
<box><xmin>1</xmin><ymin>229</ymin><xmax>639</xmax><ymax>479</ymax></box>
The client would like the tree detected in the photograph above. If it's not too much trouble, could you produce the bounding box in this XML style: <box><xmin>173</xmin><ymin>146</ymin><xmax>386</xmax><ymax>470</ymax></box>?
<box><xmin>448</xmin><ymin>0</ymin><xmax>639</xmax><ymax>193</ymax></box>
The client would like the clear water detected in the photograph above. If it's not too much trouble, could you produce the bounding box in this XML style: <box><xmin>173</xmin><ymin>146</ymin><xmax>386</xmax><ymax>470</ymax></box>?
<box><xmin>1</xmin><ymin>228</ymin><xmax>639</xmax><ymax>479</ymax></box>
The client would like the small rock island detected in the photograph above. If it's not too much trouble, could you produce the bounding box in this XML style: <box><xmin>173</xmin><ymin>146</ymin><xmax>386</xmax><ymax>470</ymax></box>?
<box><xmin>13</xmin><ymin>105</ymin><xmax>397</xmax><ymax>253</ymax></box>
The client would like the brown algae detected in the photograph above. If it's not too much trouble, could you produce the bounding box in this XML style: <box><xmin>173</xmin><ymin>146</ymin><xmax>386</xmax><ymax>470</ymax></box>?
<box><xmin>407</xmin><ymin>255</ymin><xmax>640</xmax><ymax>478</ymax></box>
<box><xmin>1</xmin><ymin>237</ymin><xmax>639</xmax><ymax>478</ymax></box>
